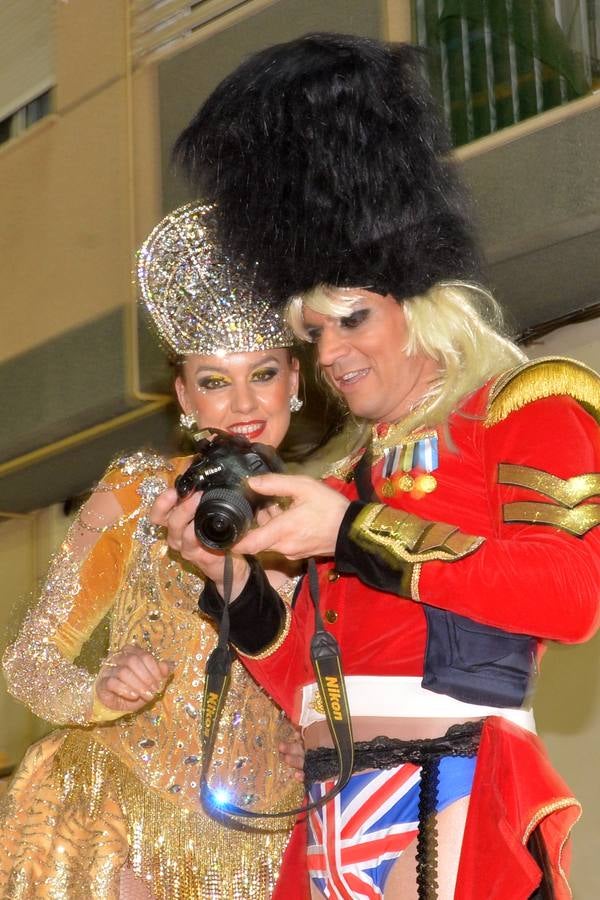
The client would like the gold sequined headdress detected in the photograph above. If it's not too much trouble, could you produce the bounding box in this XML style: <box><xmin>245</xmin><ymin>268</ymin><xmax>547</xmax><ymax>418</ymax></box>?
<box><xmin>138</xmin><ymin>202</ymin><xmax>293</xmax><ymax>357</ymax></box>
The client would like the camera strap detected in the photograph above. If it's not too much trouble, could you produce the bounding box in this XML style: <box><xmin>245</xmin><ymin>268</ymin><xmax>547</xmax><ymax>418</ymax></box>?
<box><xmin>199</xmin><ymin>554</ymin><xmax>354</xmax><ymax>819</ymax></box>
<box><xmin>354</xmin><ymin>440</ymin><xmax>375</xmax><ymax>501</ymax></box>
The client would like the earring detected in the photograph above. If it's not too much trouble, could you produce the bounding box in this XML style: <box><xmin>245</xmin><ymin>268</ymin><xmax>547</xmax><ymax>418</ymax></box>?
<box><xmin>289</xmin><ymin>394</ymin><xmax>303</xmax><ymax>413</ymax></box>
<box><xmin>179</xmin><ymin>412</ymin><xmax>197</xmax><ymax>431</ymax></box>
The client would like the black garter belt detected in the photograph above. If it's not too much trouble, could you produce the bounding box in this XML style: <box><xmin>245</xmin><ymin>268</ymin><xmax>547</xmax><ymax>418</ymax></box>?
<box><xmin>304</xmin><ymin>720</ymin><xmax>484</xmax><ymax>900</ymax></box>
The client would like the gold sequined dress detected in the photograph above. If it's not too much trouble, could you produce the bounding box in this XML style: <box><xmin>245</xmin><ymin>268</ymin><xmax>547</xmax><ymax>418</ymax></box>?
<box><xmin>0</xmin><ymin>452</ymin><xmax>300</xmax><ymax>900</ymax></box>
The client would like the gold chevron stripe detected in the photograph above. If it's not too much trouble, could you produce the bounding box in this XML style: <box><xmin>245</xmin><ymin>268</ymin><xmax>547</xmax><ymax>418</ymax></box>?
<box><xmin>498</xmin><ymin>464</ymin><xmax>600</xmax><ymax>508</ymax></box>
<box><xmin>503</xmin><ymin>501</ymin><xmax>600</xmax><ymax>536</ymax></box>
<box><xmin>350</xmin><ymin>504</ymin><xmax>484</xmax><ymax>564</ymax></box>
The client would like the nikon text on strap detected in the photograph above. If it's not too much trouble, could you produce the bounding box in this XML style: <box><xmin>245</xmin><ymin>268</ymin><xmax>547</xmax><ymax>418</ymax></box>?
<box><xmin>199</xmin><ymin>555</ymin><xmax>354</xmax><ymax>819</ymax></box>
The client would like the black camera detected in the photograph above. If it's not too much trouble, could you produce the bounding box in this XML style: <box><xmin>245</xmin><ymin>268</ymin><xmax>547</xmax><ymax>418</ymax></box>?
<box><xmin>174</xmin><ymin>429</ymin><xmax>284</xmax><ymax>550</ymax></box>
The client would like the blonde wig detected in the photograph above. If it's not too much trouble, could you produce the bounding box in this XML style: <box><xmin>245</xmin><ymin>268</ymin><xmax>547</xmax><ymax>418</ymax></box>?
<box><xmin>287</xmin><ymin>282</ymin><xmax>526</xmax><ymax>438</ymax></box>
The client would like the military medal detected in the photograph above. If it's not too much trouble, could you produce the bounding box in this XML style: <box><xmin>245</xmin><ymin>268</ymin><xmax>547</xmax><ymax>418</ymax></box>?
<box><xmin>381</xmin><ymin>445</ymin><xmax>401</xmax><ymax>495</ymax></box>
<box><xmin>393</xmin><ymin>472</ymin><xmax>415</xmax><ymax>492</ymax></box>
<box><xmin>413</xmin><ymin>472</ymin><xmax>437</xmax><ymax>493</ymax></box>
<box><xmin>379</xmin><ymin>433</ymin><xmax>438</xmax><ymax>498</ymax></box>
<box><xmin>381</xmin><ymin>479</ymin><xmax>395</xmax><ymax>497</ymax></box>
<box><xmin>412</xmin><ymin>436</ymin><xmax>439</xmax><ymax>494</ymax></box>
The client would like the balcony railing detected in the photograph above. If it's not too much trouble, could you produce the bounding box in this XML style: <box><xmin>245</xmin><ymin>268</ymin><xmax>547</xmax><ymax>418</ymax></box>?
<box><xmin>414</xmin><ymin>0</ymin><xmax>600</xmax><ymax>146</ymax></box>
<box><xmin>130</xmin><ymin>0</ymin><xmax>261</xmax><ymax>64</ymax></box>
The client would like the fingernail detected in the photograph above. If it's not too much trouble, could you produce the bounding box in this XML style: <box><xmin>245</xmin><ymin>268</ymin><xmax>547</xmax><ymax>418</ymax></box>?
<box><xmin>144</xmin><ymin>690</ymin><xmax>154</xmax><ymax>700</ymax></box>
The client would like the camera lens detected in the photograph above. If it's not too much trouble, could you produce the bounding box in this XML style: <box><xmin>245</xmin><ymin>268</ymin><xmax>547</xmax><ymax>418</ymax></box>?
<box><xmin>208</xmin><ymin>514</ymin><xmax>230</xmax><ymax>534</ymax></box>
<box><xmin>194</xmin><ymin>488</ymin><xmax>255</xmax><ymax>550</ymax></box>
<box><xmin>201</xmin><ymin>512</ymin><xmax>237</xmax><ymax>548</ymax></box>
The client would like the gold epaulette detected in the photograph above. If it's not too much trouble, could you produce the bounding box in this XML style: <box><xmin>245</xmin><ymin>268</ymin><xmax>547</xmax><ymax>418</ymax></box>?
<box><xmin>322</xmin><ymin>448</ymin><xmax>366</xmax><ymax>482</ymax></box>
<box><xmin>485</xmin><ymin>356</ymin><xmax>600</xmax><ymax>428</ymax></box>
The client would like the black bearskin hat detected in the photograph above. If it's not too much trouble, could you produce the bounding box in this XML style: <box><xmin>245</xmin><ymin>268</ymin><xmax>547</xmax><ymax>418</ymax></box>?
<box><xmin>174</xmin><ymin>32</ymin><xmax>480</xmax><ymax>305</ymax></box>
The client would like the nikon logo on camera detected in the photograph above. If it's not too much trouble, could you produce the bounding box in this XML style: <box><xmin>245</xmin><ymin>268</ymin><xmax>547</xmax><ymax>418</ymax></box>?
<box><xmin>202</xmin><ymin>465</ymin><xmax>223</xmax><ymax>477</ymax></box>
<box><xmin>323</xmin><ymin>675</ymin><xmax>344</xmax><ymax>721</ymax></box>
<box><xmin>203</xmin><ymin>691</ymin><xmax>219</xmax><ymax>736</ymax></box>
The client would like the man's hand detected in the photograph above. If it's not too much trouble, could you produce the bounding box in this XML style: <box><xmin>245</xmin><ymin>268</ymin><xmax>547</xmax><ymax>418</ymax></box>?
<box><xmin>94</xmin><ymin>645</ymin><xmax>174</xmax><ymax>713</ymax></box>
<box><xmin>279</xmin><ymin>733</ymin><xmax>305</xmax><ymax>783</ymax></box>
<box><xmin>233</xmin><ymin>473</ymin><xmax>350</xmax><ymax>559</ymax></box>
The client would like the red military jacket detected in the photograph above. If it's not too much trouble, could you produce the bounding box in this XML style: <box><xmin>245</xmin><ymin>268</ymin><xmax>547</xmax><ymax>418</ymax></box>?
<box><xmin>243</xmin><ymin>358</ymin><xmax>599</xmax><ymax>696</ymax></box>
<box><xmin>223</xmin><ymin>357</ymin><xmax>600</xmax><ymax>898</ymax></box>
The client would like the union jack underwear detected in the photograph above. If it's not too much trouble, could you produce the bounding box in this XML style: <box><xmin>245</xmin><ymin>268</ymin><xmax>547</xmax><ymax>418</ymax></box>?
<box><xmin>307</xmin><ymin>756</ymin><xmax>476</xmax><ymax>899</ymax></box>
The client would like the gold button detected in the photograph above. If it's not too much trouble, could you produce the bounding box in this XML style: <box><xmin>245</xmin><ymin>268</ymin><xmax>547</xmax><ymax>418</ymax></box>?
<box><xmin>327</xmin><ymin>569</ymin><xmax>340</xmax><ymax>582</ymax></box>
<box><xmin>325</xmin><ymin>609</ymin><xmax>338</xmax><ymax>623</ymax></box>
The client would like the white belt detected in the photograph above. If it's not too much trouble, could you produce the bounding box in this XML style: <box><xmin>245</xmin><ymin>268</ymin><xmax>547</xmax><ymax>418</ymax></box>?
<box><xmin>298</xmin><ymin>675</ymin><xmax>536</xmax><ymax>734</ymax></box>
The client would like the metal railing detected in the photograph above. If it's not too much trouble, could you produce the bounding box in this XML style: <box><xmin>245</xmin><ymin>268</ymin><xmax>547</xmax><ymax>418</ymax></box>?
<box><xmin>414</xmin><ymin>0</ymin><xmax>600</xmax><ymax>145</ymax></box>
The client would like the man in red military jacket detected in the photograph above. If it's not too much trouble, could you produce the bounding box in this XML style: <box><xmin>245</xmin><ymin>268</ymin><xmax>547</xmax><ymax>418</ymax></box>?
<box><xmin>156</xmin><ymin>33</ymin><xmax>600</xmax><ymax>900</ymax></box>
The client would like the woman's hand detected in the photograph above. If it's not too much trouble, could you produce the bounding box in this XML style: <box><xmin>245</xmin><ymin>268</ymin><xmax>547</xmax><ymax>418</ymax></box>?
<box><xmin>279</xmin><ymin>733</ymin><xmax>305</xmax><ymax>783</ymax></box>
<box><xmin>94</xmin><ymin>645</ymin><xmax>174</xmax><ymax>713</ymax></box>
<box><xmin>233</xmin><ymin>474</ymin><xmax>350</xmax><ymax>559</ymax></box>
<box><xmin>150</xmin><ymin>487</ymin><xmax>250</xmax><ymax>598</ymax></box>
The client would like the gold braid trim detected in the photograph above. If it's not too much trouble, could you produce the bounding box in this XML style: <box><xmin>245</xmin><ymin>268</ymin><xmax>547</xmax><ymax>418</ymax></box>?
<box><xmin>485</xmin><ymin>357</ymin><xmax>600</xmax><ymax>428</ymax></box>
<box><xmin>410</xmin><ymin>563</ymin><xmax>422</xmax><ymax>601</ymax></box>
<box><xmin>498</xmin><ymin>464</ymin><xmax>600</xmax><ymax>507</ymax></box>
<box><xmin>499</xmin><ymin>464</ymin><xmax>600</xmax><ymax>535</ymax></box>
<box><xmin>322</xmin><ymin>448</ymin><xmax>366</xmax><ymax>482</ymax></box>
<box><xmin>503</xmin><ymin>502</ymin><xmax>600</xmax><ymax>536</ymax></box>
<box><xmin>522</xmin><ymin>797</ymin><xmax>582</xmax><ymax>899</ymax></box>
<box><xmin>371</xmin><ymin>426</ymin><xmax>438</xmax><ymax>464</ymax></box>
<box><xmin>52</xmin><ymin>732</ymin><xmax>297</xmax><ymax>900</ymax></box>
<box><xmin>350</xmin><ymin>504</ymin><xmax>484</xmax><ymax>564</ymax></box>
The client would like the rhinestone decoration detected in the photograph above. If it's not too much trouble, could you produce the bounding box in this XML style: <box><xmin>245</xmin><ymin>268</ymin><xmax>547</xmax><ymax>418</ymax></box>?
<box><xmin>117</xmin><ymin>451</ymin><xmax>173</xmax><ymax>477</ymax></box>
<box><xmin>2</xmin><ymin>544</ymin><xmax>95</xmax><ymax>725</ymax></box>
<box><xmin>137</xmin><ymin>203</ymin><xmax>294</xmax><ymax>357</ymax></box>
<box><xmin>137</xmin><ymin>476</ymin><xmax>168</xmax><ymax>505</ymax></box>
<box><xmin>1</xmin><ymin>450</ymin><xmax>302</xmax><ymax>899</ymax></box>
<box><xmin>133</xmin><ymin>516</ymin><xmax>162</xmax><ymax>548</ymax></box>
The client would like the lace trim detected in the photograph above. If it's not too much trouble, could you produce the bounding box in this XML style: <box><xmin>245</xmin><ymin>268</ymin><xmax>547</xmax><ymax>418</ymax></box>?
<box><xmin>304</xmin><ymin>720</ymin><xmax>483</xmax><ymax>782</ymax></box>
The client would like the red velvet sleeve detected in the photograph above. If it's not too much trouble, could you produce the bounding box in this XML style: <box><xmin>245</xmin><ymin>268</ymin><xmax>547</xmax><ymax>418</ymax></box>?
<box><xmin>236</xmin><ymin>574</ymin><xmax>317</xmax><ymax>720</ymax></box>
<box><xmin>235</xmin><ymin>474</ymin><xmax>360</xmax><ymax>717</ymax></box>
<box><xmin>418</xmin><ymin>396</ymin><xmax>600</xmax><ymax>642</ymax></box>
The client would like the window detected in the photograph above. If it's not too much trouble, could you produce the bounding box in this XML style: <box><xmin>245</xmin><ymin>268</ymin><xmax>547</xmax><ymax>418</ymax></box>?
<box><xmin>0</xmin><ymin>89</ymin><xmax>53</xmax><ymax>146</ymax></box>
<box><xmin>414</xmin><ymin>0</ymin><xmax>600</xmax><ymax>146</ymax></box>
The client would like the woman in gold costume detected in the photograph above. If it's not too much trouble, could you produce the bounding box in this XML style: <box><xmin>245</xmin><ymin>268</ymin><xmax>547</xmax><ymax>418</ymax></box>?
<box><xmin>0</xmin><ymin>203</ymin><xmax>306</xmax><ymax>900</ymax></box>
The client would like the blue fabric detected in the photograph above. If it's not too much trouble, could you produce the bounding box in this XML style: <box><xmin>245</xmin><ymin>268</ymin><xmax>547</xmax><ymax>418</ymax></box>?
<box><xmin>307</xmin><ymin>755</ymin><xmax>476</xmax><ymax>897</ymax></box>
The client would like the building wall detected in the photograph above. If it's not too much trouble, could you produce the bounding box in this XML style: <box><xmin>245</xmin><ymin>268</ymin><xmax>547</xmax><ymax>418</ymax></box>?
<box><xmin>526</xmin><ymin>318</ymin><xmax>600</xmax><ymax>898</ymax></box>
<box><xmin>0</xmin><ymin>0</ymin><xmax>161</xmax><ymax>364</ymax></box>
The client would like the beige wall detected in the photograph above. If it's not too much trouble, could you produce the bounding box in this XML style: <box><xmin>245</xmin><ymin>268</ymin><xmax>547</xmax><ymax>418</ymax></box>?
<box><xmin>526</xmin><ymin>317</ymin><xmax>600</xmax><ymax>370</ymax></box>
<box><xmin>0</xmin><ymin>0</ymin><xmax>161</xmax><ymax>364</ymax></box>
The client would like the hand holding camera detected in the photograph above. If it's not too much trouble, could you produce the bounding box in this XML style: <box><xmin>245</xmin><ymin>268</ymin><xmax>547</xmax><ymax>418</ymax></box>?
<box><xmin>150</xmin><ymin>431</ymin><xmax>283</xmax><ymax>599</ymax></box>
<box><xmin>174</xmin><ymin>429</ymin><xmax>284</xmax><ymax>550</ymax></box>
